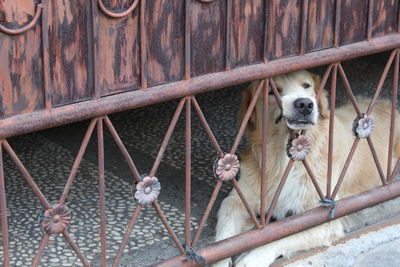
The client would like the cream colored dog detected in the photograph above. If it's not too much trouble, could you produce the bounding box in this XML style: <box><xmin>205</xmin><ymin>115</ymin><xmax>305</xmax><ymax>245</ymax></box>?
<box><xmin>214</xmin><ymin>70</ymin><xmax>400</xmax><ymax>267</ymax></box>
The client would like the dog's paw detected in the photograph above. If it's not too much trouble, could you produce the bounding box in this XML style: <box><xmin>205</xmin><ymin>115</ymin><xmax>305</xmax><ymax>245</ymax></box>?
<box><xmin>212</xmin><ymin>257</ymin><xmax>232</xmax><ymax>267</ymax></box>
<box><xmin>234</xmin><ymin>248</ymin><xmax>276</xmax><ymax>267</ymax></box>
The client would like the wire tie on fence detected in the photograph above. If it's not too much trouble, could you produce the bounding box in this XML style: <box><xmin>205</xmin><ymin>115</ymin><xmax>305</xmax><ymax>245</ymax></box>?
<box><xmin>183</xmin><ymin>244</ymin><xmax>207</xmax><ymax>266</ymax></box>
<box><xmin>319</xmin><ymin>198</ymin><xmax>336</xmax><ymax>219</ymax></box>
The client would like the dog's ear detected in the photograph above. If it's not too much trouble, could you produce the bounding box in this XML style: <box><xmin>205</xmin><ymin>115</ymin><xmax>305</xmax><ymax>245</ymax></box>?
<box><xmin>312</xmin><ymin>74</ymin><xmax>329</xmax><ymax>119</ymax></box>
<box><xmin>240</xmin><ymin>81</ymin><xmax>259</xmax><ymax>133</ymax></box>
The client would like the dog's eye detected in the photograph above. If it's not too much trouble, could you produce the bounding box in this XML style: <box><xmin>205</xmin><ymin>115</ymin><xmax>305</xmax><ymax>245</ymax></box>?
<box><xmin>303</xmin><ymin>83</ymin><xmax>311</xmax><ymax>89</ymax></box>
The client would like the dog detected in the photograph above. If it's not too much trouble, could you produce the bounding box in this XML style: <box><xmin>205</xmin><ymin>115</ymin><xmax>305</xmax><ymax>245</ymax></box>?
<box><xmin>214</xmin><ymin>70</ymin><xmax>400</xmax><ymax>267</ymax></box>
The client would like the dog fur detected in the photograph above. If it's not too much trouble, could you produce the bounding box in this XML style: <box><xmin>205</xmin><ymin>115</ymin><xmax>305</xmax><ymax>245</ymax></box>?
<box><xmin>214</xmin><ymin>70</ymin><xmax>400</xmax><ymax>267</ymax></box>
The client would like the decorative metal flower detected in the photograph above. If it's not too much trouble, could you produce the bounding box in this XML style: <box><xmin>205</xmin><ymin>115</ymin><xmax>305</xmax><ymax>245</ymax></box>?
<box><xmin>287</xmin><ymin>135</ymin><xmax>311</xmax><ymax>161</ymax></box>
<box><xmin>215</xmin><ymin>153</ymin><xmax>240</xmax><ymax>181</ymax></box>
<box><xmin>134</xmin><ymin>176</ymin><xmax>161</xmax><ymax>205</ymax></box>
<box><xmin>353</xmin><ymin>114</ymin><xmax>375</xmax><ymax>138</ymax></box>
<box><xmin>40</xmin><ymin>204</ymin><xmax>71</xmax><ymax>235</ymax></box>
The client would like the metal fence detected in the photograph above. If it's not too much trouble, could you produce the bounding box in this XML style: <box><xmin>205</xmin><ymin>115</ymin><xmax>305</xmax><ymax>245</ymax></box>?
<box><xmin>1</xmin><ymin>0</ymin><xmax>400</xmax><ymax>266</ymax></box>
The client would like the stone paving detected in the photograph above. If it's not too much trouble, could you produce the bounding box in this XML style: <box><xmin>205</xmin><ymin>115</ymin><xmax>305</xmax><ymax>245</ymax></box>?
<box><xmin>0</xmin><ymin>52</ymin><xmax>399</xmax><ymax>266</ymax></box>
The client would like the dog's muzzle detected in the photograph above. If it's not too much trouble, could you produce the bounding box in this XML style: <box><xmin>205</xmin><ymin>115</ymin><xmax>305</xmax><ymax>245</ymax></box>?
<box><xmin>284</xmin><ymin>97</ymin><xmax>317</xmax><ymax>129</ymax></box>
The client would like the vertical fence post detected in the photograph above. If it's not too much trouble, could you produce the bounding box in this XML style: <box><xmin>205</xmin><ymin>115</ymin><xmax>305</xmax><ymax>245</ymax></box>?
<box><xmin>97</xmin><ymin>119</ymin><xmax>107</xmax><ymax>267</ymax></box>
<box><xmin>185</xmin><ymin>98</ymin><xmax>192</xmax><ymax>245</ymax></box>
<box><xmin>0</xmin><ymin>143</ymin><xmax>10</xmax><ymax>267</ymax></box>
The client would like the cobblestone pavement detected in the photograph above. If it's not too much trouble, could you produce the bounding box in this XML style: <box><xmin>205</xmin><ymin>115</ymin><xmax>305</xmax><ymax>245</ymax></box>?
<box><xmin>0</xmin><ymin>52</ymin><xmax>399</xmax><ymax>266</ymax></box>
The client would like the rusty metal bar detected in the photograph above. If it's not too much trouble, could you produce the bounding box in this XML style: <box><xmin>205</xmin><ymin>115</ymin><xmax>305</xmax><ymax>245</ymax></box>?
<box><xmin>231</xmin><ymin>179</ymin><xmax>261</xmax><ymax>229</ymax></box>
<box><xmin>0</xmin><ymin>143</ymin><xmax>9</xmax><ymax>267</ymax></box>
<box><xmin>302</xmin><ymin>159</ymin><xmax>324</xmax><ymax>199</ymax></box>
<box><xmin>398</xmin><ymin>1</ymin><xmax>400</xmax><ymax>33</ymax></box>
<box><xmin>326</xmin><ymin>64</ymin><xmax>337</xmax><ymax>199</ymax></box>
<box><xmin>387</xmin><ymin>50</ymin><xmax>399</xmax><ymax>183</ymax></box>
<box><xmin>260</xmin><ymin>79</ymin><xmax>269</xmax><ymax>226</ymax></box>
<box><xmin>2</xmin><ymin>35</ymin><xmax>400</xmax><ymax>140</ymax></box>
<box><xmin>185</xmin><ymin>0</ymin><xmax>191</xmax><ymax>79</ymax></box>
<box><xmin>367</xmin><ymin>0</ymin><xmax>374</xmax><ymax>41</ymax></box>
<box><xmin>2</xmin><ymin>140</ymin><xmax>50</xmax><ymax>209</ymax></box>
<box><xmin>153</xmin><ymin>201</ymin><xmax>186</xmax><ymax>254</ymax></box>
<box><xmin>112</xmin><ymin>205</ymin><xmax>142</xmax><ymax>267</ymax></box>
<box><xmin>191</xmin><ymin>180</ymin><xmax>223</xmax><ymax>248</ymax></box>
<box><xmin>103</xmin><ymin>116</ymin><xmax>141</xmax><ymax>183</ymax></box>
<box><xmin>265</xmin><ymin>160</ymin><xmax>295</xmax><ymax>224</ymax></box>
<box><xmin>191</xmin><ymin>97</ymin><xmax>223</xmax><ymax>155</ymax></box>
<box><xmin>316</xmin><ymin>65</ymin><xmax>334</xmax><ymax>101</ymax></box>
<box><xmin>225</xmin><ymin>0</ymin><xmax>231</xmax><ymax>70</ymax></box>
<box><xmin>300</xmin><ymin>0</ymin><xmax>309</xmax><ymax>54</ymax></box>
<box><xmin>230</xmin><ymin>80</ymin><xmax>264</xmax><ymax>154</ymax></box>
<box><xmin>0</xmin><ymin>4</ymin><xmax>43</xmax><ymax>35</ymax></box>
<box><xmin>97</xmin><ymin>119</ymin><xmax>107</xmax><ymax>267</ymax></box>
<box><xmin>331</xmin><ymin>138</ymin><xmax>361</xmax><ymax>199</ymax></box>
<box><xmin>185</xmin><ymin>98</ymin><xmax>192</xmax><ymax>245</ymax></box>
<box><xmin>157</xmin><ymin>180</ymin><xmax>400</xmax><ymax>267</ymax></box>
<box><xmin>91</xmin><ymin>0</ymin><xmax>100</xmax><ymax>98</ymax></box>
<box><xmin>334</xmin><ymin>0</ymin><xmax>341</xmax><ymax>47</ymax></box>
<box><xmin>31</xmin><ymin>234</ymin><xmax>50</xmax><ymax>267</ymax></box>
<box><xmin>366</xmin><ymin>49</ymin><xmax>397</xmax><ymax>115</ymax></box>
<box><xmin>269</xmin><ymin>79</ymin><xmax>283</xmax><ymax>110</ymax></box>
<box><xmin>41</xmin><ymin>0</ymin><xmax>51</xmax><ymax>109</ymax></box>
<box><xmin>63</xmin><ymin>231</ymin><xmax>91</xmax><ymax>267</ymax></box>
<box><xmin>140</xmin><ymin>0</ymin><xmax>148</xmax><ymax>88</ymax></box>
<box><xmin>263</xmin><ymin>0</ymin><xmax>268</xmax><ymax>63</ymax></box>
<box><xmin>59</xmin><ymin>119</ymin><xmax>98</xmax><ymax>205</ymax></box>
<box><xmin>367</xmin><ymin>137</ymin><xmax>386</xmax><ymax>185</ymax></box>
<box><xmin>97</xmin><ymin>0</ymin><xmax>139</xmax><ymax>18</ymax></box>
<box><xmin>337</xmin><ymin>63</ymin><xmax>362</xmax><ymax>117</ymax></box>
<box><xmin>150</xmin><ymin>98</ymin><xmax>186</xmax><ymax>177</ymax></box>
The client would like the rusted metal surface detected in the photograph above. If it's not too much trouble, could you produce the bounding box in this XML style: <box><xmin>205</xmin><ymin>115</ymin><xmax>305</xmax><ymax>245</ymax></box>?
<box><xmin>306</xmin><ymin>0</ymin><xmax>334</xmax><ymax>52</ymax></box>
<box><xmin>388</xmin><ymin>50</ymin><xmax>399</xmax><ymax>183</ymax></box>
<box><xmin>0</xmin><ymin>1</ymin><xmax>400</xmax><ymax>266</ymax></box>
<box><xmin>340</xmin><ymin>0</ymin><xmax>368</xmax><ymax>45</ymax></box>
<box><xmin>231</xmin><ymin>0</ymin><xmax>264</xmax><ymax>67</ymax></box>
<box><xmin>147</xmin><ymin>0</ymin><xmax>185</xmax><ymax>86</ymax></box>
<box><xmin>326</xmin><ymin>64</ymin><xmax>337</xmax><ymax>199</ymax></box>
<box><xmin>372</xmin><ymin>0</ymin><xmax>399</xmax><ymax>38</ymax></box>
<box><xmin>267</xmin><ymin>0</ymin><xmax>301</xmax><ymax>59</ymax></box>
<box><xmin>48</xmin><ymin>0</ymin><xmax>93</xmax><ymax>106</ymax></box>
<box><xmin>0</xmin><ymin>0</ymin><xmax>44</xmax><ymax>118</ymax></box>
<box><xmin>1</xmin><ymin>1</ymin><xmax>400</xmax><ymax>122</ymax></box>
<box><xmin>97</xmin><ymin>0</ymin><xmax>141</xmax><ymax>95</ymax></box>
<box><xmin>0</xmin><ymin>3</ymin><xmax>42</xmax><ymax>35</ymax></box>
<box><xmin>0</xmin><ymin>143</ymin><xmax>10</xmax><ymax>267</ymax></box>
<box><xmin>97</xmin><ymin>0</ymin><xmax>139</xmax><ymax>18</ymax></box>
<box><xmin>191</xmin><ymin>0</ymin><xmax>226</xmax><ymax>76</ymax></box>
<box><xmin>157</xmin><ymin>180</ymin><xmax>400</xmax><ymax>267</ymax></box>
<box><xmin>1</xmin><ymin>34</ymin><xmax>400</xmax><ymax>140</ymax></box>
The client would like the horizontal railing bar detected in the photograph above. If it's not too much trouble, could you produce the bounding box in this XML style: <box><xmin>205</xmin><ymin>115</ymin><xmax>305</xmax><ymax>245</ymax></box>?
<box><xmin>156</xmin><ymin>180</ymin><xmax>400</xmax><ymax>266</ymax></box>
<box><xmin>1</xmin><ymin>34</ymin><xmax>400</xmax><ymax>139</ymax></box>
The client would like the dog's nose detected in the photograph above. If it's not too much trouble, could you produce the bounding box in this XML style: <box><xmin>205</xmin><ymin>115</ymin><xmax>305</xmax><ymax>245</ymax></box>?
<box><xmin>294</xmin><ymin>98</ymin><xmax>314</xmax><ymax>115</ymax></box>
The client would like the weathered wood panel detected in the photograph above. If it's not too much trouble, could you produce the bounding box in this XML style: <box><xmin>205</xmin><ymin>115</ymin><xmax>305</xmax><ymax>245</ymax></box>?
<box><xmin>231</xmin><ymin>0</ymin><xmax>264</xmax><ymax>68</ymax></box>
<box><xmin>146</xmin><ymin>0</ymin><xmax>185</xmax><ymax>86</ymax></box>
<box><xmin>267</xmin><ymin>0</ymin><xmax>301</xmax><ymax>60</ymax></box>
<box><xmin>0</xmin><ymin>0</ymin><xmax>44</xmax><ymax>118</ymax></box>
<box><xmin>98</xmin><ymin>0</ymin><xmax>141</xmax><ymax>96</ymax></box>
<box><xmin>372</xmin><ymin>0</ymin><xmax>399</xmax><ymax>38</ymax></box>
<box><xmin>306</xmin><ymin>0</ymin><xmax>334</xmax><ymax>52</ymax></box>
<box><xmin>191</xmin><ymin>0</ymin><xmax>226</xmax><ymax>77</ymax></box>
<box><xmin>339</xmin><ymin>0</ymin><xmax>368</xmax><ymax>45</ymax></box>
<box><xmin>48</xmin><ymin>0</ymin><xmax>93</xmax><ymax>106</ymax></box>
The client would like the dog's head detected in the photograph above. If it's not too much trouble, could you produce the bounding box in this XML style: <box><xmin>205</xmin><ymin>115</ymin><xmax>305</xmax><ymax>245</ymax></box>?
<box><xmin>274</xmin><ymin>70</ymin><xmax>328</xmax><ymax>130</ymax></box>
<box><xmin>241</xmin><ymin>70</ymin><xmax>329</xmax><ymax>137</ymax></box>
